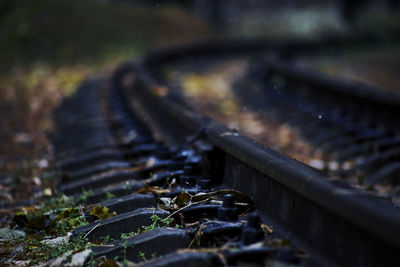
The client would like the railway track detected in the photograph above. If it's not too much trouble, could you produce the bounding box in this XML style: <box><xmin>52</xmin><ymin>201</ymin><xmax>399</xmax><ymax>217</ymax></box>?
<box><xmin>53</xmin><ymin>38</ymin><xmax>400</xmax><ymax>266</ymax></box>
<box><xmin>157</xmin><ymin>40</ymin><xmax>400</xmax><ymax>204</ymax></box>
<box><xmin>231</xmin><ymin>56</ymin><xmax>400</xmax><ymax>202</ymax></box>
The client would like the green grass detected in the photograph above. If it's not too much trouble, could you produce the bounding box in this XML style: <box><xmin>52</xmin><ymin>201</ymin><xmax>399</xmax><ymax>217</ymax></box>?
<box><xmin>21</xmin><ymin>233</ymin><xmax>90</xmax><ymax>265</ymax></box>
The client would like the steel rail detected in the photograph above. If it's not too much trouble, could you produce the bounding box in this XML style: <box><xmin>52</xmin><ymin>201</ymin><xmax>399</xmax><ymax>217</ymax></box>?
<box><xmin>113</xmin><ymin>40</ymin><xmax>400</xmax><ymax>266</ymax></box>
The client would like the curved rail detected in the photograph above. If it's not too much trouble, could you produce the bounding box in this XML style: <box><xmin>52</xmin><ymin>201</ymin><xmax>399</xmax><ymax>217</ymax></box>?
<box><xmin>113</xmin><ymin>39</ymin><xmax>400</xmax><ymax>266</ymax></box>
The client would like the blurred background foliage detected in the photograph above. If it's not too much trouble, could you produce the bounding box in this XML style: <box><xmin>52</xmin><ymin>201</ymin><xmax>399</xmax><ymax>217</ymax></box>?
<box><xmin>0</xmin><ymin>0</ymin><xmax>209</xmax><ymax>70</ymax></box>
<box><xmin>0</xmin><ymin>0</ymin><xmax>209</xmax><ymax>176</ymax></box>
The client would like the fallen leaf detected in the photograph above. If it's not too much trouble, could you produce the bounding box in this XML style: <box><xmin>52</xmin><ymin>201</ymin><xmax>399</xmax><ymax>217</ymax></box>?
<box><xmin>0</xmin><ymin>228</ymin><xmax>25</xmax><ymax>240</ymax></box>
<box><xmin>55</xmin><ymin>207</ymin><xmax>80</xmax><ymax>222</ymax></box>
<box><xmin>90</xmin><ymin>206</ymin><xmax>116</xmax><ymax>220</ymax></box>
<box><xmin>26</xmin><ymin>214</ymin><xmax>51</xmax><ymax>230</ymax></box>
<box><xmin>159</xmin><ymin>197</ymin><xmax>172</xmax><ymax>207</ymax></box>
<box><xmin>176</xmin><ymin>192</ymin><xmax>191</xmax><ymax>208</ymax></box>
<box><xmin>152</xmin><ymin>86</ymin><xmax>168</xmax><ymax>96</ymax></box>
<box><xmin>99</xmin><ymin>259</ymin><xmax>120</xmax><ymax>267</ymax></box>
<box><xmin>137</xmin><ymin>186</ymin><xmax>171</xmax><ymax>194</ymax></box>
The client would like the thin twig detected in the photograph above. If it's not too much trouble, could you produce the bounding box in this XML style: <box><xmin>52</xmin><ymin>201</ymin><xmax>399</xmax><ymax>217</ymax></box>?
<box><xmin>165</xmin><ymin>198</ymin><xmax>209</xmax><ymax>220</ymax></box>
<box><xmin>83</xmin><ymin>223</ymin><xmax>100</xmax><ymax>239</ymax></box>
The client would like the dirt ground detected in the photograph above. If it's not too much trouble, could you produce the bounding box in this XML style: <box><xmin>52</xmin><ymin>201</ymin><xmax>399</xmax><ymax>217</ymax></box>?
<box><xmin>0</xmin><ymin>0</ymin><xmax>210</xmax><ymax>207</ymax></box>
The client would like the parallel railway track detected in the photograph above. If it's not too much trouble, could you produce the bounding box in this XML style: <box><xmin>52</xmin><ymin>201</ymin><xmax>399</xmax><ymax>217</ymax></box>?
<box><xmin>54</xmin><ymin>38</ymin><xmax>400</xmax><ymax>266</ymax></box>
<box><xmin>231</xmin><ymin>56</ymin><xmax>400</xmax><ymax>204</ymax></box>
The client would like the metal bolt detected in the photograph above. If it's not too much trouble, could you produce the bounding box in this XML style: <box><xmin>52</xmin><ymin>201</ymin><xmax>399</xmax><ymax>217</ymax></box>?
<box><xmin>199</xmin><ymin>178</ymin><xmax>212</xmax><ymax>190</ymax></box>
<box><xmin>217</xmin><ymin>194</ymin><xmax>238</xmax><ymax>221</ymax></box>
<box><xmin>241</xmin><ymin>212</ymin><xmax>264</xmax><ymax>245</ymax></box>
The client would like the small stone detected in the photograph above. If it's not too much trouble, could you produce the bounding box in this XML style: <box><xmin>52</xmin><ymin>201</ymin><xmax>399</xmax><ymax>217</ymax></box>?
<box><xmin>41</xmin><ymin>232</ymin><xmax>72</xmax><ymax>247</ymax></box>
<box><xmin>328</xmin><ymin>161</ymin><xmax>339</xmax><ymax>171</ymax></box>
<box><xmin>66</xmin><ymin>249</ymin><xmax>92</xmax><ymax>267</ymax></box>
<box><xmin>47</xmin><ymin>251</ymin><xmax>72</xmax><ymax>267</ymax></box>
<box><xmin>13</xmin><ymin>260</ymin><xmax>30</xmax><ymax>266</ymax></box>
<box><xmin>44</xmin><ymin>187</ymin><xmax>52</xmax><ymax>197</ymax></box>
<box><xmin>309</xmin><ymin>159</ymin><xmax>325</xmax><ymax>170</ymax></box>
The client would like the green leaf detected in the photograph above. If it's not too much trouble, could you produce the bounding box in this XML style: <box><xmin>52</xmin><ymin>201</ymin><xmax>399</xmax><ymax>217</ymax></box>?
<box><xmin>0</xmin><ymin>228</ymin><xmax>25</xmax><ymax>240</ymax></box>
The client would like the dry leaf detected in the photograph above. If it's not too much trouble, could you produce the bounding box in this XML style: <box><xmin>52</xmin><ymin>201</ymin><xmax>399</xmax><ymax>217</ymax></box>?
<box><xmin>90</xmin><ymin>206</ymin><xmax>116</xmax><ymax>220</ymax></box>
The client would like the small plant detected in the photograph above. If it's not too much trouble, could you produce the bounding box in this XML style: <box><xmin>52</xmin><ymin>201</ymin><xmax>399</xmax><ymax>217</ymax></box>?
<box><xmin>41</xmin><ymin>194</ymin><xmax>75</xmax><ymax>213</ymax></box>
<box><xmin>86</xmin><ymin>254</ymin><xmax>107</xmax><ymax>267</ymax></box>
<box><xmin>106</xmin><ymin>192</ymin><xmax>116</xmax><ymax>200</ymax></box>
<box><xmin>100</xmin><ymin>234</ymin><xmax>114</xmax><ymax>245</ymax></box>
<box><xmin>142</xmin><ymin>215</ymin><xmax>174</xmax><ymax>231</ymax></box>
<box><xmin>79</xmin><ymin>189</ymin><xmax>94</xmax><ymax>203</ymax></box>
<box><xmin>138</xmin><ymin>251</ymin><xmax>147</xmax><ymax>261</ymax></box>
<box><xmin>120</xmin><ymin>215</ymin><xmax>177</xmax><ymax>239</ymax></box>
<box><xmin>161</xmin><ymin>217</ymin><xmax>174</xmax><ymax>226</ymax></box>
<box><xmin>121</xmin><ymin>230</ymin><xmax>139</xmax><ymax>239</ymax></box>
<box><xmin>22</xmin><ymin>233</ymin><xmax>90</xmax><ymax>264</ymax></box>
<box><xmin>121</xmin><ymin>240</ymin><xmax>134</xmax><ymax>266</ymax></box>
<box><xmin>10</xmin><ymin>192</ymin><xmax>98</xmax><ymax>265</ymax></box>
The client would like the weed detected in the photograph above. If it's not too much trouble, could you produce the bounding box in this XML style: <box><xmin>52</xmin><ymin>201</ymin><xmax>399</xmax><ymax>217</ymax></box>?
<box><xmin>142</xmin><ymin>215</ymin><xmax>174</xmax><ymax>232</ymax></box>
<box><xmin>79</xmin><ymin>189</ymin><xmax>94</xmax><ymax>203</ymax></box>
<box><xmin>138</xmin><ymin>251</ymin><xmax>147</xmax><ymax>262</ymax></box>
<box><xmin>120</xmin><ymin>215</ymin><xmax>177</xmax><ymax>239</ymax></box>
<box><xmin>21</xmin><ymin>233</ymin><xmax>89</xmax><ymax>264</ymax></box>
<box><xmin>8</xmin><ymin>193</ymin><xmax>95</xmax><ymax>264</ymax></box>
<box><xmin>161</xmin><ymin>217</ymin><xmax>174</xmax><ymax>226</ymax></box>
<box><xmin>106</xmin><ymin>192</ymin><xmax>116</xmax><ymax>200</ymax></box>
<box><xmin>41</xmin><ymin>194</ymin><xmax>75</xmax><ymax>213</ymax></box>
<box><xmin>86</xmin><ymin>253</ymin><xmax>107</xmax><ymax>267</ymax></box>
<box><xmin>121</xmin><ymin>240</ymin><xmax>134</xmax><ymax>266</ymax></box>
<box><xmin>121</xmin><ymin>230</ymin><xmax>139</xmax><ymax>239</ymax></box>
<box><xmin>100</xmin><ymin>234</ymin><xmax>114</xmax><ymax>245</ymax></box>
